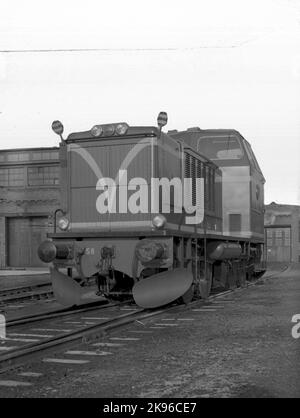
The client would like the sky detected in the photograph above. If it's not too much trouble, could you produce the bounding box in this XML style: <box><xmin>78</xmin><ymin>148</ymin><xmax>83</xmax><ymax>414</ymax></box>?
<box><xmin>0</xmin><ymin>0</ymin><xmax>300</xmax><ymax>205</ymax></box>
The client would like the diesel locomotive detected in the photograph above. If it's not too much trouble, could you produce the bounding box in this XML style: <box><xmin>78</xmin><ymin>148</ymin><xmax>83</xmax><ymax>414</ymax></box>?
<box><xmin>38</xmin><ymin>112</ymin><xmax>265</xmax><ymax>308</ymax></box>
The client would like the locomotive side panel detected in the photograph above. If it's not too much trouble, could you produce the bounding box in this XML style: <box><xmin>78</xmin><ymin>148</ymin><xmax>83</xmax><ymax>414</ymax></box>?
<box><xmin>169</xmin><ymin>129</ymin><xmax>265</xmax><ymax>242</ymax></box>
<box><xmin>221</xmin><ymin>166</ymin><xmax>251</xmax><ymax>237</ymax></box>
<box><xmin>250</xmin><ymin>171</ymin><xmax>265</xmax><ymax>237</ymax></box>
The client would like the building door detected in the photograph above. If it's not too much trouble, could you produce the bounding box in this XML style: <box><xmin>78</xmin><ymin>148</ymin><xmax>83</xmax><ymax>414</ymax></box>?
<box><xmin>7</xmin><ymin>217</ymin><xmax>49</xmax><ymax>267</ymax></box>
<box><xmin>265</xmin><ymin>226</ymin><xmax>291</xmax><ymax>262</ymax></box>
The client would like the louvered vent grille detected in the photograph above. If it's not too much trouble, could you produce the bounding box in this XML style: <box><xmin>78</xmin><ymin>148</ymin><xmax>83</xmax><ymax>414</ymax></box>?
<box><xmin>184</xmin><ymin>152</ymin><xmax>215</xmax><ymax>212</ymax></box>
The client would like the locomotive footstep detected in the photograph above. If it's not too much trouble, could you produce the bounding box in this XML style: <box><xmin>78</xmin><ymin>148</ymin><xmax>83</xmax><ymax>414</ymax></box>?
<box><xmin>132</xmin><ymin>268</ymin><xmax>193</xmax><ymax>309</ymax></box>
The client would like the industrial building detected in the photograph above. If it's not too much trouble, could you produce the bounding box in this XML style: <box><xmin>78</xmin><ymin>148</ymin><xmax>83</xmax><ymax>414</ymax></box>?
<box><xmin>0</xmin><ymin>147</ymin><xmax>60</xmax><ymax>268</ymax></box>
<box><xmin>264</xmin><ymin>202</ymin><xmax>300</xmax><ymax>263</ymax></box>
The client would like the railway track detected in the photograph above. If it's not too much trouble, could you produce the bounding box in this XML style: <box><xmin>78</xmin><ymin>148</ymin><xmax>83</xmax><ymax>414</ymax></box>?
<box><xmin>0</xmin><ymin>283</ymin><xmax>53</xmax><ymax>305</ymax></box>
<box><xmin>0</xmin><ymin>300</ymin><xmax>142</xmax><ymax>372</ymax></box>
<box><xmin>5</xmin><ymin>300</ymin><xmax>115</xmax><ymax>327</ymax></box>
<box><xmin>0</xmin><ymin>265</ymin><xmax>289</xmax><ymax>374</ymax></box>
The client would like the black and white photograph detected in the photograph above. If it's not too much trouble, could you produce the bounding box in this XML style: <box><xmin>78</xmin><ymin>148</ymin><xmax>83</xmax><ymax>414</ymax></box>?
<box><xmin>0</xmin><ymin>0</ymin><xmax>299</xmax><ymax>402</ymax></box>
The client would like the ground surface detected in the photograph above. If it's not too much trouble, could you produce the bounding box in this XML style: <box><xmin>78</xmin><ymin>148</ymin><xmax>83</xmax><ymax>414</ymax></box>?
<box><xmin>0</xmin><ymin>264</ymin><xmax>299</xmax><ymax>398</ymax></box>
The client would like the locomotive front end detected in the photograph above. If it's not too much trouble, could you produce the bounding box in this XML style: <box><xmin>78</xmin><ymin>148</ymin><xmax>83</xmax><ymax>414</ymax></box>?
<box><xmin>38</xmin><ymin>114</ymin><xmax>196</xmax><ymax>307</ymax></box>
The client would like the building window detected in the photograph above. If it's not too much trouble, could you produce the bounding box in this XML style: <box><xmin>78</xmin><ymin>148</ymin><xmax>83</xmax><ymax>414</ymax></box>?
<box><xmin>266</xmin><ymin>227</ymin><xmax>291</xmax><ymax>247</ymax></box>
<box><xmin>0</xmin><ymin>167</ymin><xmax>25</xmax><ymax>186</ymax></box>
<box><xmin>284</xmin><ymin>229</ymin><xmax>290</xmax><ymax>246</ymax></box>
<box><xmin>32</xmin><ymin>151</ymin><xmax>59</xmax><ymax>161</ymax></box>
<box><xmin>7</xmin><ymin>153</ymin><xmax>30</xmax><ymax>162</ymax></box>
<box><xmin>28</xmin><ymin>165</ymin><xmax>60</xmax><ymax>186</ymax></box>
<box><xmin>266</xmin><ymin>228</ymin><xmax>272</xmax><ymax>238</ymax></box>
<box><xmin>0</xmin><ymin>169</ymin><xmax>8</xmax><ymax>186</ymax></box>
<box><xmin>32</xmin><ymin>152</ymin><xmax>42</xmax><ymax>160</ymax></box>
<box><xmin>266</xmin><ymin>229</ymin><xmax>273</xmax><ymax>246</ymax></box>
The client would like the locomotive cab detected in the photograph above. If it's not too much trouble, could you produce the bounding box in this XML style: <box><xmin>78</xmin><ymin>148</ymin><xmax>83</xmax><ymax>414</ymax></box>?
<box><xmin>169</xmin><ymin>129</ymin><xmax>265</xmax><ymax>242</ymax></box>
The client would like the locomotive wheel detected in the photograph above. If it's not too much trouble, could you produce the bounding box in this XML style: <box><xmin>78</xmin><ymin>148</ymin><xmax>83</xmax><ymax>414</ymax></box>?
<box><xmin>197</xmin><ymin>262</ymin><xmax>213</xmax><ymax>299</ymax></box>
<box><xmin>239</xmin><ymin>265</ymin><xmax>247</xmax><ymax>288</ymax></box>
<box><xmin>228</xmin><ymin>262</ymin><xmax>237</xmax><ymax>289</ymax></box>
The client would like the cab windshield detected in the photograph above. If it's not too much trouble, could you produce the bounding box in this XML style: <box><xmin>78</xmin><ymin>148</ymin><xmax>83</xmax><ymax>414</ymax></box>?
<box><xmin>197</xmin><ymin>136</ymin><xmax>244</xmax><ymax>160</ymax></box>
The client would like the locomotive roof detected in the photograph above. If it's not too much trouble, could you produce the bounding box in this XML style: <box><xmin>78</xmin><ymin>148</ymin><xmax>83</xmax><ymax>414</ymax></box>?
<box><xmin>66</xmin><ymin>125</ymin><xmax>220</xmax><ymax>170</ymax></box>
<box><xmin>168</xmin><ymin>128</ymin><xmax>243</xmax><ymax>140</ymax></box>
<box><xmin>67</xmin><ymin>126</ymin><xmax>159</xmax><ymax>142</ymax></box>
<box><xmin>169</xmin><ymin>128</ymin><xmax>264</xmax><ymax>178</ymax></box>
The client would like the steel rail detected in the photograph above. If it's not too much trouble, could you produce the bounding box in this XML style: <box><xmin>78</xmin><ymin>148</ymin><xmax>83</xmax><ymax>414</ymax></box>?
<box><xmin>6</xmin><ymin>300</ymin><xmax>128</xmax><ymax>327</ymax></box>
<box><xmin>0</xmin><ymin>282</ymin><xmax>51</xmax><ymax>297</ymax></box>
<box><xmin>0</xmin><ymin>283</ymin><xmax>53</xmax><ymax>305</ymax></box>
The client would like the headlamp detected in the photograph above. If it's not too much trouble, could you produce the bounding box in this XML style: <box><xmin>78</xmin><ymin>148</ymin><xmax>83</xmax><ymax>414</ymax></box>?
<box><xmin>58</xmin><ymin>216</ymin><xmax>70</xmax><ymax>231</ymax></box>
<box><xmin>152</xmin><ymin>214</ymin><xmax>167</xmax><ymax>229</ymax></box>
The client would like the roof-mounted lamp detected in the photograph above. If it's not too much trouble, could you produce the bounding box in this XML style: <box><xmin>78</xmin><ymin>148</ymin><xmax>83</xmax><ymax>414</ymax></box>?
<box><xmin>157</xmin><ymin>111</ymin><xmax>168</xmax><ymax>138</ymax></box>
<box><xmin>51</xmin><ymin>120</ymin><xmax>65</xmax><ymax>142</ymax></box>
